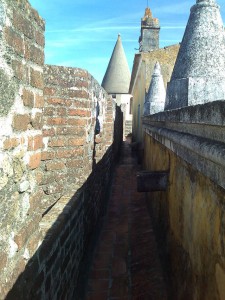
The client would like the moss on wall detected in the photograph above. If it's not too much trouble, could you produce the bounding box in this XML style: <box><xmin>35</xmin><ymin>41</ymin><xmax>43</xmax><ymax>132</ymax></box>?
<box><xmin>0</xmin><ymin>70</ymin><xmax>18</xmax><ymax>116</ymax></box>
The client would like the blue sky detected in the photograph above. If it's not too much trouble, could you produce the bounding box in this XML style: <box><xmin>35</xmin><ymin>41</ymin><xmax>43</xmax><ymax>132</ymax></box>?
<box><xmin>29</xmin><ymin>0</ymin><xmax>225</xmax><ymax>84</ymax></box>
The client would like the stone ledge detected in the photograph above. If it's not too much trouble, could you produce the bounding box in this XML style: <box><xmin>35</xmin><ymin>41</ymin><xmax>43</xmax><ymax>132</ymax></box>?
<box><xmin>143</xmin><ymin>101</ymin><xmax>225</xmax><ymax>143</ymax></box>
<box><xmin>144</xmin><ymin>125</ymin><xmax>225</xmax><ymax>190</ymax></box>
<box><xmin>143</xmin><ymin>100</ymin><xmax>225</xmax><ymax>126</ymax></box>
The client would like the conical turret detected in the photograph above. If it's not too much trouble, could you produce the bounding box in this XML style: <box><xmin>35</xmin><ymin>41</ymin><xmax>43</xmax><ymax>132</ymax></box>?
<box><xmin>165</xmin><ymin>0</ymin><xmax>225</xmax><ymax>110</ymax></box>
<box><xmin>144</xmin><ymin>62</ymin><xmax>166</xmax><ymax>115</ymax></box>
<box><xmin>102</xmin><ymin>35</ymin><xmax>131</xmax><ymax>94</ymax></box>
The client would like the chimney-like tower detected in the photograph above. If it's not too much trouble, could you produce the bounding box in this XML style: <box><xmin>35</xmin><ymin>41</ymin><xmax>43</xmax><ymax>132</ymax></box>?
<box><xmin>165</xmin><ymin>0</ymin><xmax>225</xmax><ymax>110</ymax></box>
<box><xmin>139</xmin><ymin>7</ymin><xmax>160</xmax><ymax>52</ymax></box>
<box><xmin>143</xmin><ymin>62</ymin><xmax>166</xmax><ymax>115</ymax></box>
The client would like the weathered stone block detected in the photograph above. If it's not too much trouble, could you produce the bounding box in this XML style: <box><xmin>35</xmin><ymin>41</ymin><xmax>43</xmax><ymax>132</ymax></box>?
<box><xmin>30</xmin><ymin>68</ymin><xmax>44</xmax><ymax>89</ymax></box>
<box><xmin>13</xmin><ymin>114</ymin><xmax>31</xmax><ymax>131</ymax></box>
<box><xmin>23</xmin><ymin>89</ymin><xmax>34</xmax><ymax>107</ymax></box>
<box><xmin>29</xmin><ymin>152</ymin><xmax>41</xmax><ymax>169</ymax></box>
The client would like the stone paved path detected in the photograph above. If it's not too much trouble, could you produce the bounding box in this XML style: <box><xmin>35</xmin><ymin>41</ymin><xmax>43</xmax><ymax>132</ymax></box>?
<box><xmin>85</xmin><ymin>141</ymin><xmax>168</xmax><ymax>300</ymax></box>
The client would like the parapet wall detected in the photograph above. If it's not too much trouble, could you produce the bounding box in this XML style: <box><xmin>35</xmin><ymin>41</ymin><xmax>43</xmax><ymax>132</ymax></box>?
<box><xmin>0</xmin><ymin>0</ymin><xmax>123</xmax><ymax>298</ymax></box>
<box><xmin>0</xmin><ymin>0</ymin><xmax>45</xmax><ymax>294</ymax></box>
<box><xmin>142</xmin><ymin>101</ymin><xmax>225</xmax><ymax>300</ymax></box>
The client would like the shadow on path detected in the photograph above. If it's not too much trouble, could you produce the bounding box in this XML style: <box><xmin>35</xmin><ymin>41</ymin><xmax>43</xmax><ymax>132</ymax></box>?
<box><xmin>84</xmin><ymin>140</ymin><xmax>168</xmax><ymax>300</ymax></box>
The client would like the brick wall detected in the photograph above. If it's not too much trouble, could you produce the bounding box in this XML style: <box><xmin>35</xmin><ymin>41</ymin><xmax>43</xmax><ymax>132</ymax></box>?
<box><xmin>0</xmin><ymin>0</ymin><xmax>45</xmax><ymax>295</ymax></box>
<box><xmin>4</xmin><ymin>77</ymin><xmax>123</xmax><ymax>299</ymax></box>
<box><xmin>0</xmin><ymin>0</ymin><xmax>123</xmax><ymax>298</ymax></box>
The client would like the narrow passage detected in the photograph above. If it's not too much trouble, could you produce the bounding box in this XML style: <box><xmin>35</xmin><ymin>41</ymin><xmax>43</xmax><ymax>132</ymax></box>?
<box><xmin>85</xmin><ymin>140</ymin><xmax>168</xmax><ymax>300</ymax></box>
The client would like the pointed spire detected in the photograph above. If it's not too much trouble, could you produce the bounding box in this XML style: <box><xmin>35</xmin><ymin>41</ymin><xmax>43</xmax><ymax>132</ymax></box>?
<box><xmin>144</xmin><ymin>62</ymin><xmax>166</xmax><ymax>116</ymax></box>
<box><xmin>165</xmin><ymin>0</ymin><xmax>225</xmax><ymax>110</ymax></box>
<box><xmin>102</xmin><ymin>34</ymin><xmax>131</xmax><ymax>94</ymax></box>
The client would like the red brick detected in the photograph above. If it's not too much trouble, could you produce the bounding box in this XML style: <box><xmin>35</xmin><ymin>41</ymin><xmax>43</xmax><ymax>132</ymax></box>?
<box><xmin>42</xmin><ymin>128</ymin><xmax>55</xmax><ymax>137</ymax></box>
<box><xmin>68</xmin><ymin>90</ymin><xmax>89</xmax><ymax>99</ymax></box>
<box><xmin>68</xmin><ymin>137</ymin><xmax>86</xmax><ymax>146</ymax></box>
<box><xmin>49</xmin><ymin>138</ymin><xmax>65</xmax><ymax>147</ymax></box>
<box><xmin>72</xmin><ymin>99</ymin><xmax>89</xmax><ymax>109</ymax></box>
<box><xmin>44</xmin><ymin>87</ymin><xmax>57</xmax><ymax>96</ymax></box>
<box><xmin>47</xmin><ymin>149</ymin><xmax>83</xmax><ymax>161</ymax></box>
<box><xmin>67</xmin><ymin>118</ymin><xmax>87</xmax><ymax>126</ymax></box>
<box><xmin>68</xmin><ymin>109</ymin><xmax>91</xmax><ymax>117</ymax></box>
<box><xmin>47</xmin><ymin>117</ymin><xmax>67</xmax><ymax>125</ymax></box>
<box><xmin>66</xmin><ymin>159</ymin><xmax>83</xmax><ymax>168</ymax></box>
<box><xmin>30</xmin><ymin>68</ymin><xmax>44</xmax><ymax>89</ymax></box>
<box><xmin>13</xmin><ymin>114</ymin><xmax>30</xmax><ymax>131</ymax></box>
<box><xmin>47</xmin><ymin>98</ymin><xmax>72</xmax><ymax>106</ymax></box>
<box><xmin>74</xmin><ymin>79</ymin><xmax>89</xmax><ymax>89</ymax></box>
<box><xmin>56</xmin><ymin>126</ymin><xmax>85</xmax><ymax>136</ymax></box>
<box><xmin>28</xmin><ymin>135</ymin><xmax>43</xmax><ymax>151</ymax></box>
<box><xmin>45</xmin><ymin>161</ymin><xmax>65</xmax><ymax>171</ymax></box>
<box><xmin>55</xmin><ymin>150</ymin><xmax>74</xmax><ymax>159</ymax></box>
<box><xmin>41</xmin><ymin>151</ymin><xmax>55</xmax><ymax>161</ymax></box>
<box><xmin>23</xmin><ymin>89</ymin><xmax>34</xmax><ymax>107</ymax></box>
<box><xmin>4</xmin><ymin>27</ymin><xmax>24</xmax><ymax>56</ymax></box>
<box><xmin>29</xmin><ymin>152</ymin><xmax>41</xmax><ymax>169</ymax></box>
<box><xmin>67</xmin><ymin>90</ymin><xmax>89</xmax><ymax>100</ymax></box>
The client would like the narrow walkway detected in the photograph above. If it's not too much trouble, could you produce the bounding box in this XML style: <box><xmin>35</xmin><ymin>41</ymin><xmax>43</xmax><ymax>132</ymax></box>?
<box><xmin>85</xmin><ymin>141</ymin><xmax>168</xmax><ymax>300</ymax></box>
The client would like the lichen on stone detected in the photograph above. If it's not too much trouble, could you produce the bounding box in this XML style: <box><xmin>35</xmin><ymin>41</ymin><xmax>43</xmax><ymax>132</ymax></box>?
<box><xmin>0</xmin><ymin>69</ymin><xmax>18</xmax><ymax>117</ymax></box>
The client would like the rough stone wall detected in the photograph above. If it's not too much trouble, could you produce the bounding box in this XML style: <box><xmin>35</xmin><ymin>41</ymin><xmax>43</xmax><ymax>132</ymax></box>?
<box><xmin>0</xmin><ymin>1</ymin><xmax>123</xmax><ymax>298</ymax></box>
<box><xmin>143</xmin><ymin>44</ymin><xmax>180</xmax><ymax>91</ymax></box>
<box><xmin>142</xmin><ymin>102</ymin><xmax>225</xmax><ymax>300</ymax></box>
<box><xmin>0</xmin><ymin>0</ymin><xmax>45</xmax><ymax>295</ymax></box>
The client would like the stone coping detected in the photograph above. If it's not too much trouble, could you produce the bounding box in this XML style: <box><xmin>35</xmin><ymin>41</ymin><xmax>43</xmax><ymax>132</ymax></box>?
<box><xmin>143</xmin><ymin>124</ymin><xmax>225</xmax><ymax>190</ymax></box>
<box><xmin>143</xmin><ymin>101</ymin><xmax>225</xmax><ymax>189</ymax></box>
<box><xmin>143</xmin><ymin>100</ymin><xmax>225</xmax><ymax>126</ymax></box>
